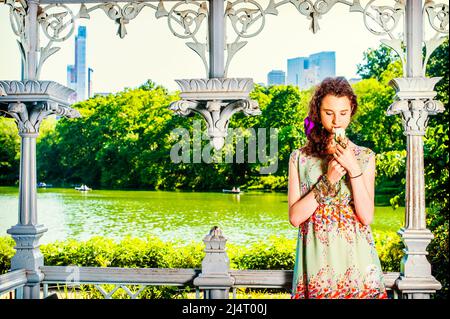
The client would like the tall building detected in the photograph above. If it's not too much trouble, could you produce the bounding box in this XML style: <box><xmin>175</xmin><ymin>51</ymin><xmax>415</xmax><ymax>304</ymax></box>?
<box><xmin>67</xmin><ymin>26</ymin><xmax>92</xmax><ymax>102</ymax></box>
<box><xmin>287</xmin><ymin>51</ymin><xmax>336</xmax><ymax>90</ymax></box>
<box><xmin>287</xmin><ymin>57</ymin><xmax>308</xmax><ymax>88</ymax></box>
<box><xmin>267</xmin><ymin>70</ymin><xmax>286</xmax><ymax>85</ymax></box>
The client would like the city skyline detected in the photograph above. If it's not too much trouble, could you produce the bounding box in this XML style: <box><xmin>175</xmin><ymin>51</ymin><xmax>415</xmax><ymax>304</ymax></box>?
<box><xmin>287</xmin><ymin>51</ymin><xmax>336</xmax><ymax>89</ymax></box>
<box><xmin>67</xmin><ymin>26</ymin><xmax>90</xmax><ymax>102</ymax></box>
<box><xmin>267</xmin><ymin>70</ymin><xmax>286</xmax><ymax>86</ymax></box>
<box><xmin>0</xmin><ymin>4</ymin><xmax>413</xmax><ymax>93</ymax></box>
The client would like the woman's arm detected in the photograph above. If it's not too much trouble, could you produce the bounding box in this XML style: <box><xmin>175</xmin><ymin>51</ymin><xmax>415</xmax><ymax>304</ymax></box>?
<box><xmin>349</xmin><ymin>154</ymin><xmax>376</xmax><ymax>225</ymax></box>
<box><xmin>288</xmin><ymin>151</ymin><xmax>320</xmax><ymax>228</ymax></box>
<box><xmin>333</xmin><ymin>143</ymin><xmax>376</xmax><ymax>226</ymax></box>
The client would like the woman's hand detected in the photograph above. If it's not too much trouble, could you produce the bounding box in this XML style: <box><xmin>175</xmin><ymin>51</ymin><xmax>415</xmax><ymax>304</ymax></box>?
<box><xmin>326</xmin><ymin>159</ymin><xmax>346</xmax><ymax>185</ymax></box>
<box><xmin>332</xmin><ymin>142</ymin><xmax>361</xmax><ymax>177</ymax></box>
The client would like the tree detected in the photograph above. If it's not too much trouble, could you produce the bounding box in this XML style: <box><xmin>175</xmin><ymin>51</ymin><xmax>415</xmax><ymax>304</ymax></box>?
<box><xmin>0</xmin><ymin>118</ymin><xmax>19</xmax><ymax>185</ymax></box>
<box><xmin>356</xmin><ymin>45</ymin><xmax>396</xmax><ymax>81</ymax></box>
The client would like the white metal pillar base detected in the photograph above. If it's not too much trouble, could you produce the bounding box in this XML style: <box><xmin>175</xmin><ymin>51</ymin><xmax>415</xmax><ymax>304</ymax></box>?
<box><xmin>7</xmin><ymin>224</ymin><xmax>47</xmax><ymax>299</ymax></box>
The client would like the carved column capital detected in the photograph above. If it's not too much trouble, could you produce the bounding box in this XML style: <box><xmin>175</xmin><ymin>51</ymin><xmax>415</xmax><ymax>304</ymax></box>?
<box><xmin>169</xmin><ymin>78</ymin><xmax>261</xmax><ymax>150</ymax></box>
<box><xmin>387</xmin><ymin>77</ymin><xmax>445</xmax><ymax>136</ymax></box>
<box><xmin>0</xmin><ymin>80</ymin><xmax>80</xmax><ymax>135</ymax></box>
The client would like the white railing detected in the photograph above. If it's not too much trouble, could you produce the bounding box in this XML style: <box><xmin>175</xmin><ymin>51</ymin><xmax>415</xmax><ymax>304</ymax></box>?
<box><xmin>0</xmin><ymin>269</ymin><xmax>27</xmax><ymax>299</ymax></box>
<box><xmin>39</xmin><ymin>266</ymin><xmax>400</xmax><ymax>299</ymax></box>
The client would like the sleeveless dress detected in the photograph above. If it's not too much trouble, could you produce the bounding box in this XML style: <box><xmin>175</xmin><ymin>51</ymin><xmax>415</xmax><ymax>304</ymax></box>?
<box><xmin>290</xmin><ymin>145</ymin><xmax>387</xmax><ymax>299</ymax></box>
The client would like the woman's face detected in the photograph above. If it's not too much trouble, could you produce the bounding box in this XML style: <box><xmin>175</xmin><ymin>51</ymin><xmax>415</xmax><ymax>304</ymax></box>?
<box><xmin>319</xmin><ymin>94</ymin><xmax>352</xmax><ymax>135</ymax></box>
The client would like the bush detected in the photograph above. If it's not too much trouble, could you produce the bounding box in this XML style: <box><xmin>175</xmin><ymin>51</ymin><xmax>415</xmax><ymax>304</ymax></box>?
<box><xmin>0</xmin><ymin>236</ymin><xmax>15</xmax><ymax>274</ymax></box>
<box><xmin>228</xmin><ymin>236</ymin><xmax>296</xmax><ymax>270</ymax></box>
<box><xmin>427</xmin><ymin>204</ymin><xmax>449</xmax><ymax>299</ymax></box>
<box><xmin>372</xmin><ymin>231</ymin><xmax>403</xmax><ymax>272</ymax></box>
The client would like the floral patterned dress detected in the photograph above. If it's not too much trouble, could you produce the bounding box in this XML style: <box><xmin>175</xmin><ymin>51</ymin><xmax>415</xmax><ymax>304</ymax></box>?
<box><xmin>290</xmin><ymin>145</ymin><xmax>387</xmax><ymax>299</ymax></box>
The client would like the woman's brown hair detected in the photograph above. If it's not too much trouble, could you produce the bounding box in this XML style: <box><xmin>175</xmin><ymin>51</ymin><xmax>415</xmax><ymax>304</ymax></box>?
<box><xmin>303</xmin><ymin>77</ymin><xmax>358</xmax><ymax>157</ymax></box>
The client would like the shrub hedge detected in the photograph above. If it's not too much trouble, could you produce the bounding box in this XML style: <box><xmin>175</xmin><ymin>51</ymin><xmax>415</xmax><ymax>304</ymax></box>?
<box><xmin>3</xmin><ymin>230</ymin><xmax>447</xmax><ymax>299</ymax></box>
<box><xmin>0</xmin><ymin>231</ymin><xmax>401</xmax><ymax>273</ymax></box>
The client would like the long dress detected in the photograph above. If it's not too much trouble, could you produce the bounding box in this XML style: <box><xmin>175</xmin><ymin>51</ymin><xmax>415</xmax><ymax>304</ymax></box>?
<box><xmin>290</xmin><ymin>145</ymin><xmax>388</xmax><ymax>299</ymax></box>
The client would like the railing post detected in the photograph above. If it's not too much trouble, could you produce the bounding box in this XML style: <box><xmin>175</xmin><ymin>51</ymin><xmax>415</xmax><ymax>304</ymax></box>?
<box><xmin>194</xmin><ymin>226</ymin><xmax>235</xmax><ymax>299</ymax></box>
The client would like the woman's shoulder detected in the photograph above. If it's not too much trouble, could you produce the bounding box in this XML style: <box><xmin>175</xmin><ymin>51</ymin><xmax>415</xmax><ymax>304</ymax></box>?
<box><xmin>289</xmin><ymin>146</ymin><xmax>308</xmax><ymax>162</ymax></box>
<box><xmin>351</xmin><ymin>143</ymin><xmax>376</xmax><ymax>164</ymax></box>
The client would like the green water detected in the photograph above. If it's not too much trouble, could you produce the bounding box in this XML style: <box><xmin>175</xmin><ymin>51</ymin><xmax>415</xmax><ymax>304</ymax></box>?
<box><xmin>0</xmin><ymin>186</ymin><xmax>404</xmax><ymax>246</ymax></box>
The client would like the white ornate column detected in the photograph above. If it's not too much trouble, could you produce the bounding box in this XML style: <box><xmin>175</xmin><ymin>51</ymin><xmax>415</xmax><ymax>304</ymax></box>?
<box><xmin>0</xmin><ymin>81</ymin><xmax>80</xmax><ymax>299</ymax></box>
<box><xmin>388</xmin><ymin>0</ymin><xmax>444</xmax><ymax>299</ymax></box>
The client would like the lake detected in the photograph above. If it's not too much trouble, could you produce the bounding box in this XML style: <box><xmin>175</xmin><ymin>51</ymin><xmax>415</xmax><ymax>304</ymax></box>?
<box><xmin>0</xmin><ymin>187</ymin><xmax>404</xmax><ymax>246</ymax></box>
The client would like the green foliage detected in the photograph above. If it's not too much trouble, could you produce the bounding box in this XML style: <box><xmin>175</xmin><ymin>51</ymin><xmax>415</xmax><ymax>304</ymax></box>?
<box><xmin>0</xmin><ymin>236</ymin><xmax>15</xmax><ymax>274</ymax></box>
<box><xmin>31</xmin><ymin>82</ymin><xmax>311</xmax><ymax>191</ymax></box>
<box><xmin>228</xmin><ymin>236</ymin><xmax>297</xmax><ymax>270</ymax></box>
<box><xmin>0</xmin><ymin>233</ymin><xmax>403</xmax><ymax>273</ymax></box>
<box><xmin>423</xmin><ymin>39</ymin><xmax>449</xmax><ymax>299</ymax></box>
<box><xmin>72</xmin><ymin>284</ymin><xmax>189</xmax><ymax>299</ymax></box>
<box><xmin>38</xmin><ymin>236</ymin><xmax>204</xmax><ymax>270</ymax></box>
<box><xmin>426</xmin><ymin>204</ymin><xmax>449</xmax><ymax>299</ymax></box>
<box><xmin>350</xmin><ymin>78</ymin><xmax>403</xmax><ymax>153</ymax></box>
<box><xmin>0</xmin><ymin>118</ymin><xmax>19</xmax><ymax>185</ymax></box>
<box><xmin>245</xmin><ymin>175</ymin><xmax>287</xmax><ymax>190</ymax></box>
<box><xmin>356</xmin><ymin>45</ymin><xmax>396</xmax><ymax>81</ymax></box>
<box><xmin>372</xmin><ymin>231</ymin><xmax>403</xmax><ymax>273</ymax></box>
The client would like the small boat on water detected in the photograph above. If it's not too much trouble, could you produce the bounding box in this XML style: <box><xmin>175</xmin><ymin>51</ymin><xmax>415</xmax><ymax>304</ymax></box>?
<box><xmin>38</xmin><ymin>182</ymin><xmax>53</xmax><ymax>188</ymax></box>
<box><xmin>222</xmin><ymin>187</ymin><xmax>242</xmax><ymax>194</ymax></box>
<box><xmin>75</xmin><ymin>184</ymin><xmax>92</xmax><ymax>191</ymax></box>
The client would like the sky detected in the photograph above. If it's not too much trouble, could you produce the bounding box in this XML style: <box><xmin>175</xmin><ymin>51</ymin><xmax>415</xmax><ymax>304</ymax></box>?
<box><xmin>0</xmin><ymin>1</ymin><xmax>428</xmax><ymax>94</ymax></box>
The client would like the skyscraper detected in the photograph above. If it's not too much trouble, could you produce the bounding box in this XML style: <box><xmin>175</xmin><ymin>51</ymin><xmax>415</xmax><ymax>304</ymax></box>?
<box><xmin>287</xmin><ymin>57</ymin><xmax>308</xmax><ymax>88</ymax></box>
<box><xmin>287</xmin><ymin>51</ymin><xmax>336</xmax><ymax>90</ymax></box>
<box><xmin>267</xmin><ymin>70</ymin><xmax>286</xmax><ymax>85</ymax></box>
<box><xmin>67</xmin><ymin>26</ymin><xmax>90</xmax><ymax>102</ymax></box>
<box><xmin>309</xmin><ymin>51</ymin><xmax>336</xmax><ymax>83</ymax></box>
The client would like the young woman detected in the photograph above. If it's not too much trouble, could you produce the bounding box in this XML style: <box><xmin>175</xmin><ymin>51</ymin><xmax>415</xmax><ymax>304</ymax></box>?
<box><xmin>288</xmin><ymin>77</ymin><xmax>387</xmax><ymax>299</ymax></box>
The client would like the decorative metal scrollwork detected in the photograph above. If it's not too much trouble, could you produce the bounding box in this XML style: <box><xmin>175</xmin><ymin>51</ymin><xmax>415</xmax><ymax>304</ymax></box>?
<box><xmin>39</xmin><ymin>4</ymin><xmax>76</xmax><ymax>41</ymax></box>
<box><xmin>4</xmin><ymin>1</ymin><xmax>210</xmax><ymax>79</ymax></box>
<box><xmin>225</xmin><ymin>0</ymin><xmax>268</xmax><ymax>75</ymax></box>
<box><xmin>6</xmin><ymin>0</ymin><xmax>26</xmax><ymax>39</ymax></box>
<box><xmin>362</xmin><ymin>0</ymin><xmax>404</xmax><ymax>36</ymax></box>
<box><xmin>167</xmin><ymin>1</ymin><xmax>209</xmax><ymax>74</ymax></box>
<box><xmin>224</xmin><ymin>0</ymin><xmax>408</xmax><ymax>76</ymax></box>
<box><xmin>424</xmin><ymin>0</ymin><xmax>449</xmax><ymax>34</ymax></box>
<box><xmin>3</xmin><ymin>0</ymin><xmax>449</xmax><ymax>88</ymax></box>
<box><xmin>226</xmin><ymin>0</ymin><xmax>266</xmax><ymax>38</ymax></box>
<box><xmin>362</xmin><ymin>0</ymin><xmax>406</xmax><ymax>74</ymax></box>
<box><xmin>37</xmin><ymin>4</ymin><xmax>76</xmax><ymax>78</ymax></box>
<box><xmin>94</xmin><ymin>284</ymin><xmax>148</xmax><ymax>299</ymax></box>
<box><xmin>423</xmin><ymin>0</ymin><xmax>448</xmax><ymax>76</ymax></box>
<box><xmin>5</xmin><ymin>0</ymin><xmax>27</xmax><ymax>74</ymax></box>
